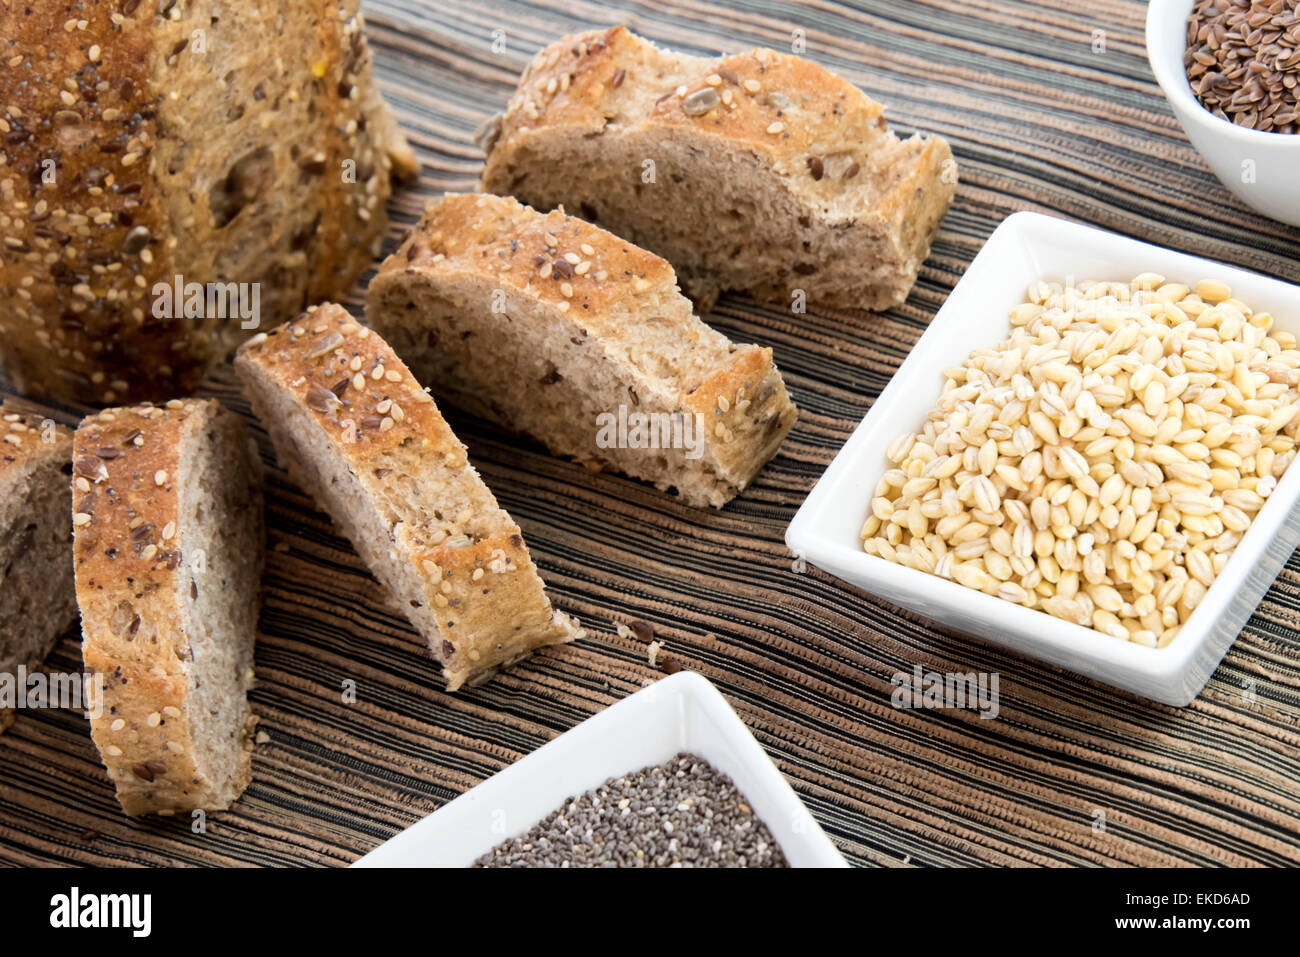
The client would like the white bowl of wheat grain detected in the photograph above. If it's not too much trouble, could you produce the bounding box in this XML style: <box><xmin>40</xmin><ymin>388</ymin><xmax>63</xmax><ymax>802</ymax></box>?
<box><xmin>787</xmin><ymin>211</ymin><xmax>1300</xmax><ymax>706</ymax></box>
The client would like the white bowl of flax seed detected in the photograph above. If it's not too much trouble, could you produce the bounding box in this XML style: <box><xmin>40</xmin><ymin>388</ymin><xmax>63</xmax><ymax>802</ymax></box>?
<box><xmin>1147</xmin><ymin>0</ymin><xmax>1300</xmax><ymax>227</ymax></box>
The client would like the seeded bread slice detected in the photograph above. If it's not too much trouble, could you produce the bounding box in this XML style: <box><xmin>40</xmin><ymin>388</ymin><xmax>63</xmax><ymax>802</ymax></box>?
<box><xmin>73</xmin><ymin>399</ymin><xmax>264</xmax><ymax>816</ymax></box>
<box><xmin>234</xmin><ymin>303</ymin><xmax>581</xmax><ymax>691</ymax></box>
<box><xmin>366</xmin><ymin>193</ymin><xmax>797</xmax><ymax>509</ymax></box>
<box><xmin>0</xmin><ymin>402</ymin><xmax>77</xmax><ymax>734</ymax></box>
<box><xmin>478</xmin><ymin>25</ymin><xmax>956</xmax><ymax>312</ymax></box>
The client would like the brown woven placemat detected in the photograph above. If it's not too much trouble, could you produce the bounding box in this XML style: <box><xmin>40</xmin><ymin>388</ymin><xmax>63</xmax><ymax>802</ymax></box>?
<box><xmin>2</xmin><ymin>0</ymin><xmax>1299</xmax><ymax>868</ymax></box>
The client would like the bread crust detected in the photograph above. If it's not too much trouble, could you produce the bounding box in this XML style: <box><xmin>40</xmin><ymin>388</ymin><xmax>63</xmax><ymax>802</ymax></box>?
<box><xmin>0</xmin><ymin>400</ymin><xmax>76</xmax><ymax>734</ymax></box>
<box><xmin>480</xmin><ymin>25</ymin><xmax>956</xmax><ymax>311</ymax></box>
<box><xmin>73</xmin><ymin>398</ymin><xmax>263</xmax><ymax>815</ymax></box>
<box><xmin>0</xmin><ymin>401</ymin><xmax>74</xmax><ymax>482</ymax></box>
<box><xmin>0</xmin><ymin>1</ymin><xmax>408</xmax><ymax>405</ymax></box>
<box><xmin>234</xmin><ymin>303</ymin><xmax>580</xmax><ymax>691</ymax></box>
<box><xmin>368</xmin><ymin>193</ymin><xmax>797</xmax><ymax>508</ymax></box>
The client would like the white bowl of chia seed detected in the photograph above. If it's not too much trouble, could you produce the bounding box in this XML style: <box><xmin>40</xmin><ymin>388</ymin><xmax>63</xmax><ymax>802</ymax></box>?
<box><xmin>352</xmin><ymin>671</ymin><xmax>848</xmax><ymax>868</ymax></box>
<box><xmin>1147</xmin><ymin>0</ymin><xmax>1300</xmax><ymax>227</ymax></box>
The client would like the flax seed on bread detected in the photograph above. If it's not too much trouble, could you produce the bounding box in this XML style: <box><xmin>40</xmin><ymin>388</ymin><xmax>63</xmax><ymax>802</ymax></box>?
<box><xmin>234</xmin><ymin>303</ymin><xmax>581</xmax><ymax>691</ymax></box>
<box><xmin>0</xmin><ymin>1</ymin><xmax>412</xmax><ymax>405</ymax></box>
<box><xmin>73</xmin><ymin>399</ymin><xmax>264</xmax><ymax>815</ymax></box>
<box><xmin>366</xmin><ymin>193</ymin><xmax>797</xmax><ymax>509</ymax></box>
<box><xmin>478</xmin><ymin>26</ymin><xmax>956</xmax><ymax>312</ymax></box>
<box><xmin>0</xmin><ymin>401</ymin><xmax>77</xmax><ymax>734</ymax></box>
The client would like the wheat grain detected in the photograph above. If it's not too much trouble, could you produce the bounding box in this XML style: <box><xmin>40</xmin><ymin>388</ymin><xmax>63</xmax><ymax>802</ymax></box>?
<box><xmin>861</xmin><ymin>274</ymin><xmax>1300</xmax><ymax>648</ymax></box>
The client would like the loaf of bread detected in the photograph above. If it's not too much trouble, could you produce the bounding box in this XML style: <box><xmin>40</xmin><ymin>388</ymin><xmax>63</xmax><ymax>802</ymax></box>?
<box><xmin>0</xmin><ymin>402</ymin><xmax>77</xmax><ymax>734</ymax></box>
<box><xmin>234</xmin><ymin>303</ymin><xmax>581</xmax><ymax>691</ymax></box>
<box><xmin>73</xmin><ymin>399</ymin><xmax>264</xmax><ymax>815</ymax></box>
<box><xmin>0</xmin><ymin>1</ymin><xmax>414</xmax><ymax>405</ymax></box>
<box><xmin>367</xmin><ymin>193</ymin><xmax>797</xmax><ymax>508</ymax></box>
<box><xmin>478</xmin><ymin>26</ymin><xmax>955</xmax><ymax>312</ymax></box>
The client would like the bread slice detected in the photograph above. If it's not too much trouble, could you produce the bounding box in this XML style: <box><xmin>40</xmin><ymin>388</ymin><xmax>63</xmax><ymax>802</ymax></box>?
<box><xmin>234</xmin><ymin>303</ymin><xmax>580</xmax><ymax>691</ymax></box>
<box><xmin>0</xmin><ymin>1</ymin><xmax>412</xmax><ymax>405</ymax></box>
<box><xmin>0</xmin><ymin>402</ymin><xmax>77</xmax><ymax>734</ymax></box>
<box><xmin>73</xmin><ymin>399</ymin><xmax>264</xmax><ymax>816</ymax></box>
<box><xmin>478</xmin><ymin>25</ymin><xmax>956</xmax><ymax>312</ymax></box>
<box><xmin>366</xmin><ymin>193</ymin><xmax>797</xmax><ymax>508</ymax></box>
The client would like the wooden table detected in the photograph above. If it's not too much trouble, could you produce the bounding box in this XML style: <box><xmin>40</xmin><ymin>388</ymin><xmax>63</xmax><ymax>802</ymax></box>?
<box><xmin>2</xmin><ymin>0</ymin><xmax>1299</xmax><ymax>867</ymax></box>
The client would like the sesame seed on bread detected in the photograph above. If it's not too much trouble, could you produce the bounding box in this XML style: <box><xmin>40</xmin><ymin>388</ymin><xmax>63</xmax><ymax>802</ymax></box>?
<box><xmin>478</xmin><ymin>25</ymin><xmax>956</xmax><ymax>312</ymax></box>
<box><xmin>366</xmin><ymin>192</ymin><xmax>797</xmax><ymax>508</ymax></box>
<box><xmin>234</xmin><ymin>303</ymin><xmax>581</xmax><ymax>691</ymax></box>
<box><xmin>0</xmin><ymin>400</ymin><xmax>77</xmax><ymax>734</ymax></box>
<box><xmin>0</xmin><ymin>1</ymin><xmax>411</xmax><ymax>406</ymax></box>
<box><xmin>73</xmin><ymin>398</ymin><xmax>264</xmax><ymax>815</ymax></box>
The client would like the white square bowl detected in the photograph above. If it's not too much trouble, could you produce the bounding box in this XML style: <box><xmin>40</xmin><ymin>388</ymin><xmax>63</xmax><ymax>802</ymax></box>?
<box><xmin>352</xmin><ymin>671</ymin><xmax>847</xmax><ymax>867</ymax></box>
<box><xmin>786</xmin><ymin>212</ymin><xmax>1300</xmax><ymax>706</ymax></box>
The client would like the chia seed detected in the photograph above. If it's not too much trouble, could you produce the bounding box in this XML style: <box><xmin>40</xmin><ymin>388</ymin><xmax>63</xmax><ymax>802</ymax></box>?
<box><xmin>473</xmin><ymin>753</ymin><xmax>789</xmax><ymax>868</ymax></box>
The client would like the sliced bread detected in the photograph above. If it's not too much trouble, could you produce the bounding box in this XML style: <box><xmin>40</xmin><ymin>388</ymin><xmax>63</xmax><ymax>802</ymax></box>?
<box><xmin>234</xmin><ymin>303</ymin><xmax>581</xmax><ymax>691</ymax></box>
<box><xmin>0</xmin><ymin>402</ymin><xmax>77</xmax><ymax>733</ymax></box>
<box><xmin>478</xmin><ymin>25</ymin><xmax>956</xmax><ymax>312</ymax></box>
<box><xmin>73</xmin><ymin>399</ymin><xmax>264</xmax><ymax>815</ymax></box>
<box><xmin>366</xmin><ymin>193</ymin><xmax>797</xmax><ymax>509</ymax></box>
